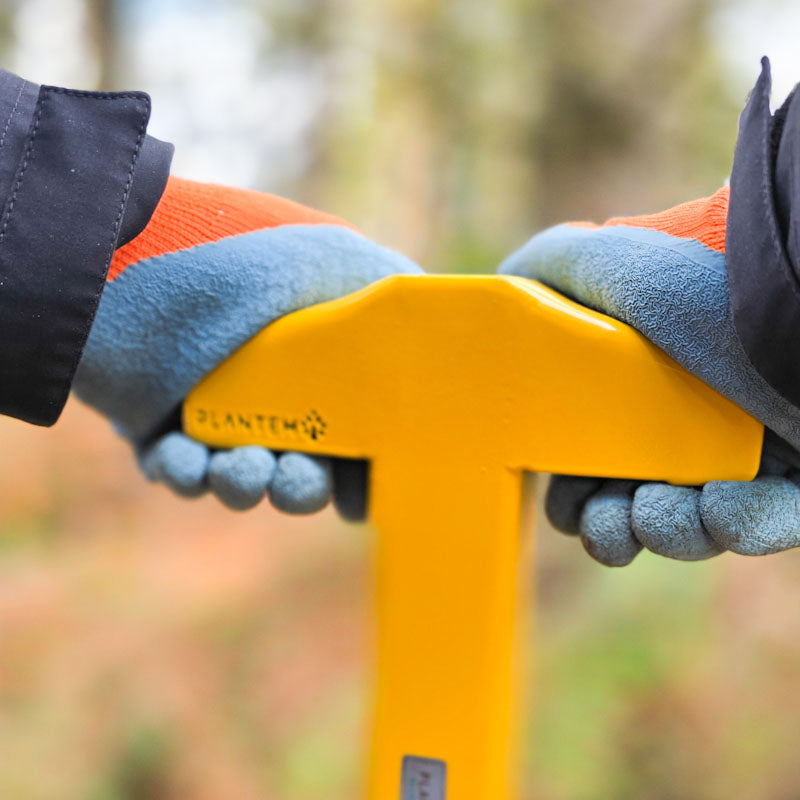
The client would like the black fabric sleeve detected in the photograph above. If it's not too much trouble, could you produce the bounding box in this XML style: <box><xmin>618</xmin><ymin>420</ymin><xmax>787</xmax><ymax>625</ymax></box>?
<box><xmin>727</xmin><ymin>57</ymin><xmax>800</xmax><ymax>410</ymax></box>
<box><xmin>0</xmin><ymin>69</ymin><xmax>173</xmax><ymax>427</ymax></box>
<box><xmin>118</xmin><ymin>130</ymin><xmax>173</xmax><ymax>247</ymax></box>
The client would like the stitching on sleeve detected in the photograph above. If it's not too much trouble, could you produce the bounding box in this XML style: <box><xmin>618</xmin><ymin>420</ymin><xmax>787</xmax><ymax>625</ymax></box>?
<box><xmin>61</xmin><ymin>94</ymin><xmax>151</xmax><ymax>398</ymax></box>
<box><xmin>104</xmin><ymin>105</ymin><xmax>148</xmax><ymax>274</ymax></box>
<box><xmin>0</xmin><ymin>89</ymin><xmax>45</xmax><ymax>244</ymax></box>
<box><xmin>0</xmin><ymin>87</ymin><xmax>149</xmax><ymax>247</ymax></box>
<box><xmin>0</xmin><ymin>80</ymin><xmax>24</xmax><ymax>156</ymax></box>
<box><xmin>43</xmin><ymin>85</ymin><xmax>149</xmax><ymax>101</ymax></box>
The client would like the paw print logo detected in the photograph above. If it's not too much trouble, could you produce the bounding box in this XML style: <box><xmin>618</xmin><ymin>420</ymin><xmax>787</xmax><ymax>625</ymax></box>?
<box><xmin>302</xmin><ymin>409</ymin><xmax>327</xmax><ymax>441</ymax></box>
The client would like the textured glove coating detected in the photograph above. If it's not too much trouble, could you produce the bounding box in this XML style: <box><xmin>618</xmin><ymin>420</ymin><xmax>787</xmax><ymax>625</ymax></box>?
<box><xmin>502</xmin><ymin>188</ymin><xmax>800</xmax><ymax>563</ymax></box>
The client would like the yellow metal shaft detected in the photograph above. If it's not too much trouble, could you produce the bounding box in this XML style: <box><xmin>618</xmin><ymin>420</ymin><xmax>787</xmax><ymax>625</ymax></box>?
<box><xmin>367</xmin><ymin>456</ymin><xmax>526</xmax><ymax>798</ymax></box>
<box><xmin>183</xmin><ymin>275</ymin><xmax>763</xmax><ymax>800</ymax></box>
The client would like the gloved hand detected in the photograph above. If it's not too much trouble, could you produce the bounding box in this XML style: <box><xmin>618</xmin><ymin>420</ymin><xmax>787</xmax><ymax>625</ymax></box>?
<box><xmin>499</xmin><ymin>187</ymin><xmax>800</xmax><ymax>565</ymax></box>
<box><xmin>73</xmin><ymin>176</ymin><xmax>421</xmax><ymax>514</ymax></box>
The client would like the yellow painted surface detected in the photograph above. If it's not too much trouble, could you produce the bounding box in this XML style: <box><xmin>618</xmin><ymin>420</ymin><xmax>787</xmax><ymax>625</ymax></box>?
<box><xmin>183</xmin><ymin>275</ymin><xmax>763</xmax><ymax>800</ymax></box>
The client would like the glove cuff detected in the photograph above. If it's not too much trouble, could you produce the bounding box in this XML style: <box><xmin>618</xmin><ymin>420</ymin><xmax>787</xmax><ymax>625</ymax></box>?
<box><xmin>109</xmin><ymin>176</ymin><xmax>356</xmax><ymax>280</ymax></box>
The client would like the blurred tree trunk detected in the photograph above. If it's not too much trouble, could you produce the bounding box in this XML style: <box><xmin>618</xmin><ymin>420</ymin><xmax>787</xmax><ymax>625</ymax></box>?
<box><xmin>87</xmin><ymin>0</ymin><xmax>120</xmax><ymax>90</ymax></box>
<box><xmin>0</xmin><ymin>6</ymin><xmax>16</xmax><ymax>62</ymax></box>
<box><xmin>313</xmin><ymin>0</ymin><xmax>538</xmax><ymax>270</ymax></box>
<box><xmin>361</xmin><ymin>0</ymin><xmax>449</xmax><ymax>264</ymax></box>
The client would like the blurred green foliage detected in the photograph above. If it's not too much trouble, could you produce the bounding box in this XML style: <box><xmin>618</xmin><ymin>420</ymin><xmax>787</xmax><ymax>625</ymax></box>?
<box><xmin>89</xmin><ymin>724</ymin><xmax>174</xmax><ymax>800</ymax></box>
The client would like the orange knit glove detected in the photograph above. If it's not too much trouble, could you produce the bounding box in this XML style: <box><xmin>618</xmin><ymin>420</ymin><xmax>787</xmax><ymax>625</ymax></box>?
<box><xmin>74</xmin><ymin>176</ymin><xmax>422</xmax><ymax>516</ymax></box>
<box><xmin>109</xmin><ymin>176</ymin><xmax>355</xmax><ymax>280</ymax></box>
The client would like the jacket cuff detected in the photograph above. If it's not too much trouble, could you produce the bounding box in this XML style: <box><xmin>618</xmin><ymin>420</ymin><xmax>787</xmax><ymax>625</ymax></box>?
<box><xmin>118</xmin><ymin>132</ymin><xmax>173</xmax><ymax>246</ymax></box>
<box><xmin>0</xmin><ymin>70</ymin><xmax>171</xmax><ymax>426</ymax></box>
<box><xmin>727</xmin><ymin>57</ymin><xmax>800</xmax><ymax>410</ymax></box>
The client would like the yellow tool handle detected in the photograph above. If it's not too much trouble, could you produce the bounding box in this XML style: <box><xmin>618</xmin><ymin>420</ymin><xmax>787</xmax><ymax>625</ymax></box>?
<box><xmin>183</xmin><ymin>275</ymin><xmax>763</xmax><ymax>800</ymax></box>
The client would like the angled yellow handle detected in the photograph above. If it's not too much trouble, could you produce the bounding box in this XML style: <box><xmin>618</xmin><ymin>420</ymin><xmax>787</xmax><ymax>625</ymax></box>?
<box><xmin>183</xmin><ymin>276</ymin><xmax>763</xmax><ymax>800</ymax></box>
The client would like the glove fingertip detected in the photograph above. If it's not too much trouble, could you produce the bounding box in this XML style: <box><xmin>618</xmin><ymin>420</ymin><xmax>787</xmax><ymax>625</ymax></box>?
<box><xmin>148</xmin><ymin>432</ymin><xmax>210</xmax><ymax>498</ymax></box>
<box><xmin>545</xmin><ymin>475</ymin><xmax>604</xmax><ymax>535</ymax></box>
<box><xmin>701</xmin><ymin>477</ymin><xmax>800</xmax><ymax>555</ymax></box>
<box><xmin>270</xmin><ymin>452</ymin><xmax>332</xmax><ymax>515</ymax></box>
<box><xmin>208</xmin><ymin>447</ymin><xmax>277</xmax><ymax>511</ymax></box>
<box><xmin>580</xmin><ymin>481</ymin><xmax>641</xmax><ymax>567</ymax></box>
<box><xmin>632</xmin><ymin>483</ymin><xmax>723</xmax><ymax>561</ymax></box>
<box><xmin>138</xmin><ymin>444</ymin><xmax>165</xmax><ymax>483</ymax></box>
<box><xmin>332</xmin><ymin>458</ymin><xmax>369</xmax><ymax>522</ymax></box>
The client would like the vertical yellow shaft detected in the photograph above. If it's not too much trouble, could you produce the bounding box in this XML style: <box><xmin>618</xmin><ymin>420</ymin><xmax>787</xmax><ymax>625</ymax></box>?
<box><xmin>367</xmin><ymin>455</ymin><xmax>530</xmax><ymax>799</ymax></box>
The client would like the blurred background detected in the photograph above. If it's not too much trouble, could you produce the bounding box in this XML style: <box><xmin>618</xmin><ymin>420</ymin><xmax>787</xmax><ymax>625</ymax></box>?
<box><xmin>2</xmin><ymin>0</ymin><xmax>800</xmax><ymax>797</ymax></box>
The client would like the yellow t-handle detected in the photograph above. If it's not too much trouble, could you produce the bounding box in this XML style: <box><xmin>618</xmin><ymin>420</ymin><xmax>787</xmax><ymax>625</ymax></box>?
<box><xmin>183</xmin><ymin>275</ymin><xmax>763</xmax><ymax>800</ymax></box>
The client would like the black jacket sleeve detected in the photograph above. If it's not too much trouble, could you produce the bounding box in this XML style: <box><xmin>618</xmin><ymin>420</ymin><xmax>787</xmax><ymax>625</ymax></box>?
<box><xmin>728</xmin><ymin>57</ymin><xmax>800</xmax><ymax>412</ymax></box>
<box><xmin>0</xmin><ymin>69</ymin><xmax>173</xmax><ymax>427</ymax></box>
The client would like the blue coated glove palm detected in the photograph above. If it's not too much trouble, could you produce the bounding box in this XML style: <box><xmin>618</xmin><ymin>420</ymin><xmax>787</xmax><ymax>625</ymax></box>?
<box><xmin>73</xmin><ymin>176</ymin><xmax>420</xmax><ymax>514</ymax></box>
<box><xmin>499</xmin><ymin>185</ymin><xmax>800</xmax><ymax>565</ymax></box>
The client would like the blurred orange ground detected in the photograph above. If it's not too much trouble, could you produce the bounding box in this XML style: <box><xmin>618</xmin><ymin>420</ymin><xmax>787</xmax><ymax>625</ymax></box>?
<box><xmin>5</xmin><ymin>400</ymin><xmax>800</xmax><ymax>799</ymax></box>
<box><xmin>0</xmin><ymin>400</ymin><xmax>367</xmax><ymax>799</ymax></box>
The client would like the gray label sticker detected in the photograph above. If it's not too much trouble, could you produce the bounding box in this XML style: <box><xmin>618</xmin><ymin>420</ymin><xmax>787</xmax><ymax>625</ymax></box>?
<box><xmin>401</xmin><ymin>755</ymin><xmax>446</xmax><ymax>800</ymax></box>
